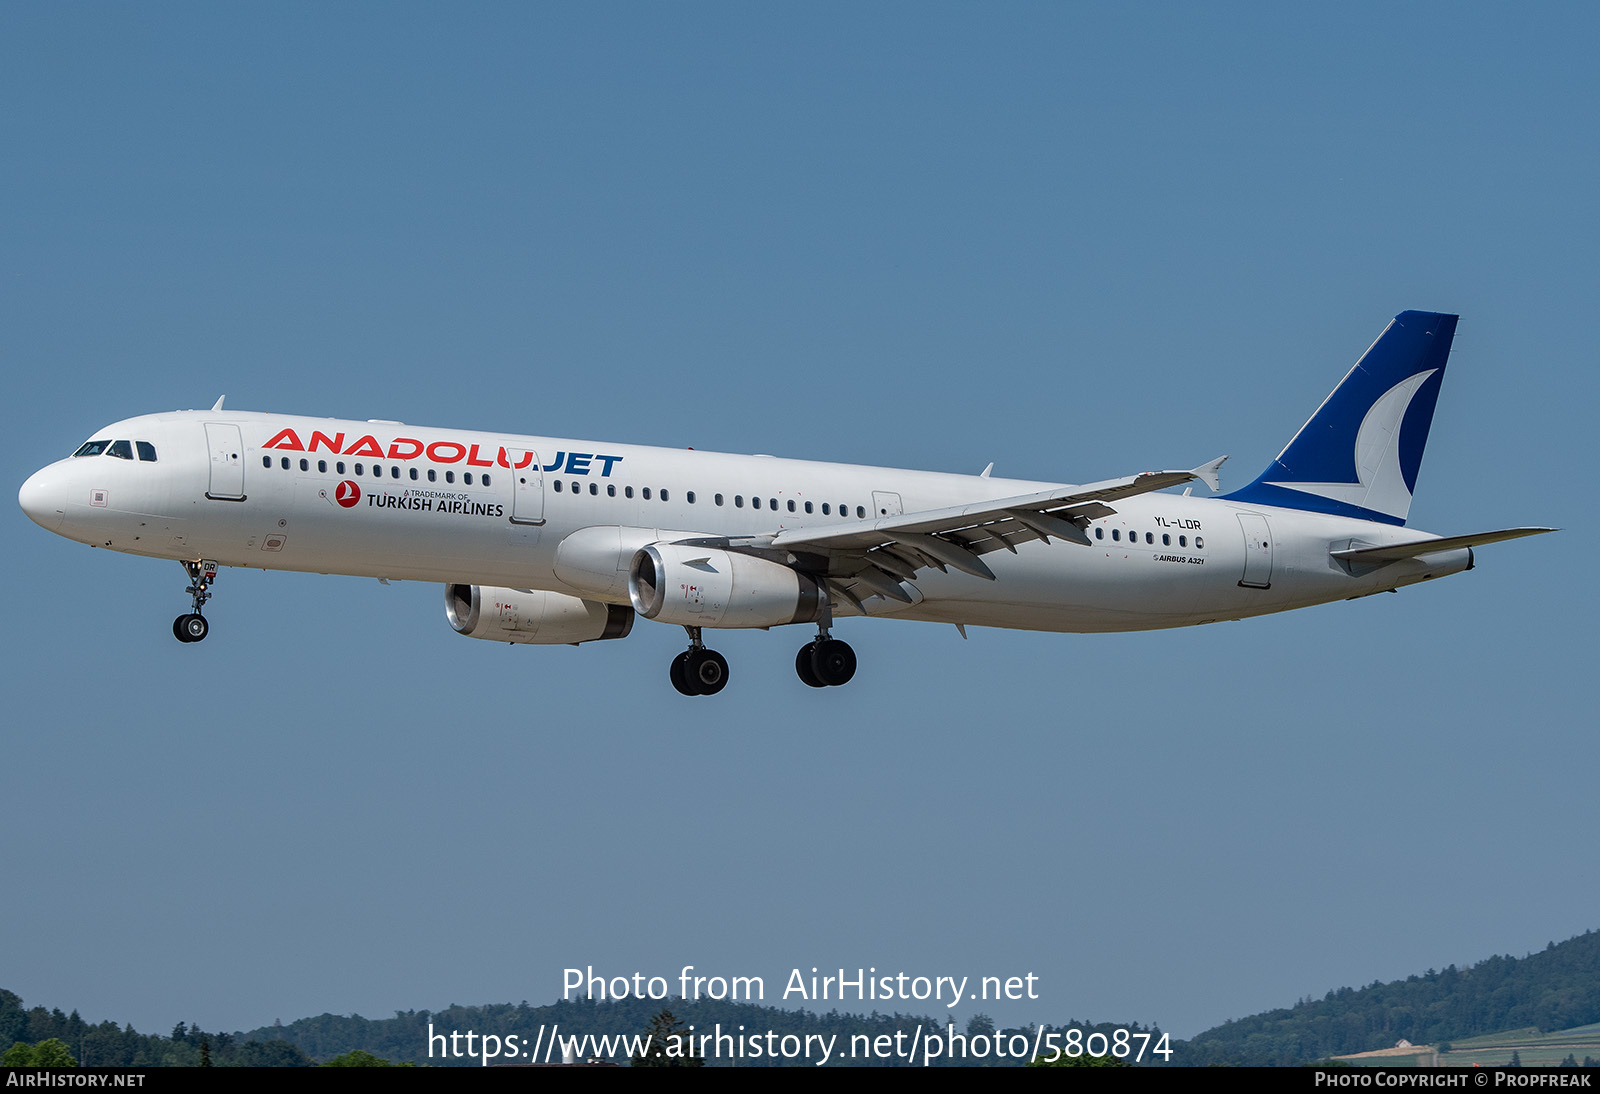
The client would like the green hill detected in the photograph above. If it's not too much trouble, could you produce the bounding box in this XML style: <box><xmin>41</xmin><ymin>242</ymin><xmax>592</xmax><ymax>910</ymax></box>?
<box><xmin>1185</xmin><ymin>929</ymin><xmax>1600</xmax><ymax>1066</ymax></box>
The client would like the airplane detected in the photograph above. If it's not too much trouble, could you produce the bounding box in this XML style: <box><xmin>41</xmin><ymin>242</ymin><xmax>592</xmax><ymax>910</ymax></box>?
<box><xmin>19</xmin><ymin>310</ymin><xmax>1552</xmax><ymax>696</ymax></box>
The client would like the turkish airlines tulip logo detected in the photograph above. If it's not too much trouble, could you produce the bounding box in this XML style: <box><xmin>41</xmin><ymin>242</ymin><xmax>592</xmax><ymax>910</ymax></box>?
<box><xmin>335</xmin><ymin>481</ymin><xmax>361</xmax><ymax>508</ymax></box>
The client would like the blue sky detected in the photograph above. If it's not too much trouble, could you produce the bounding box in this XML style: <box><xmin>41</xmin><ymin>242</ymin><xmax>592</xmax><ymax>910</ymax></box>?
<box><xmin>3</xmin><ymin>3</ymin><xmax>1593</xmax><ymax>1046</ymax></box>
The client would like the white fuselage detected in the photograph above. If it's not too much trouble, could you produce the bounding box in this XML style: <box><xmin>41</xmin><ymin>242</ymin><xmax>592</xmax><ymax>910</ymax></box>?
<box><xmin>19</xmin><ymin>409</ymin><xmax>1472</xmax><ymax>635</ymax></box>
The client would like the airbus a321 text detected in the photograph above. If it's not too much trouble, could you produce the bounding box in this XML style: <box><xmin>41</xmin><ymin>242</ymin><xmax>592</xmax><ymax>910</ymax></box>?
<box><xmin>20</xmin><ymin>311</ymin><xmax>1552</xmax><ymax>695</ymax></box>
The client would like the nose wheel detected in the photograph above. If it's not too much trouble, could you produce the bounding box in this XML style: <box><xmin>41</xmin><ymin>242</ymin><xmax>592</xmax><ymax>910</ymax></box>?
<box><xmin>173</xmin><ymin>613</ymin><xmax>209</xmax><ymax>643</ymax></box>
<box><xmin>173</xmin><ymin>560</ymin><xmax>217</xmax><ymax>644</ymax></box>
<box><xmin>670</xmin><ymin>627</ymin><xmax>729</xmax><ymax>696</ymax></box>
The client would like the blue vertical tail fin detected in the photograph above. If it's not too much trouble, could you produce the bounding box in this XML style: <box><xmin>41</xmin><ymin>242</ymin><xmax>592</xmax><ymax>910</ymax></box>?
<box><xmin>1220</xmin><ymin>310</ymin><xmax>1457</xmax><ymax>526</ymax></box>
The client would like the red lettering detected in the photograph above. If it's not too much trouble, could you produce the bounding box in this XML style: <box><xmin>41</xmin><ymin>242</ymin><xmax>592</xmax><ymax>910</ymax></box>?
<box><xmin>497</xmin><ymin>448</ymin><xmax>535</xmax><ymax>470</ymax></box>
<box><xmin>427</xmin><ymin>440</ymin><xmax>466</xmax><ymax>463</ymax></box>
<box><xmin>309</xmin><ymin>431</ymin><xmax>345</xmax><ymax>453</ymax></box>
<box><xmin>388</xmin><ymin>437</ymin><xmax>424</xmax><ymax>460</ymax></box>
<box><xmin>466</xmin><ymin>444</ymin><xmax>494</xmax><ymax>467</ymax></box>
<box><xmin>263</xmin><ymin>428</ymin><xmax>304</xmax><ymax>451</ymax></box>
<box><xmin>344</xmin><ymin>435</ymin><xmax>384</xmax><ymax>458</ymax></box>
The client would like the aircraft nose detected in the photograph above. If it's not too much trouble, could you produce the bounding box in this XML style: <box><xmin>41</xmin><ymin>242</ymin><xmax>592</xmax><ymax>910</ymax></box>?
<box><xmin>19</xmin><ymin>465</ymin><xmax>68</xmax><ymax>532</ymax></box>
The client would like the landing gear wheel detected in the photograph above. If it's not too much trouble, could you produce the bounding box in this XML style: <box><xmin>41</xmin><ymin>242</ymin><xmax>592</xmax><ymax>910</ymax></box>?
<box><xmin>175</xmin><ymin>560</ymin><xmax>217</xmax><ymax>645</ymax></box>
<box><xmin>687</xmin><ymin>649</ymin><xmax>729</xmax><ymax>695</ymax></box>
<box><xmin>795</xmin><ymin>642</ymin><xmax>826</xmax><ymax>688</ymax></box>
<box><xmin>810</xmin><ymin>638</ymin><xmax>856</xmax><ymax>687</ymax></box>
<box><xmin>669</xmin><ymin>651</ymin><xmax>696</xmax><ymax>696</ymax></box>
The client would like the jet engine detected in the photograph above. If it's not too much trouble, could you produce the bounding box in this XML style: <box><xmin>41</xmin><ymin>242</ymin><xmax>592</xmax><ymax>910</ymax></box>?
<box><xmin>628</xmin><ymin>543</ymin><xmax>825</xmax><ymax>628</ymax></box>
<box><xmin>444</xmin><ymin>584</ymin><xmax>633</xmax><ymax>644</ymax></box>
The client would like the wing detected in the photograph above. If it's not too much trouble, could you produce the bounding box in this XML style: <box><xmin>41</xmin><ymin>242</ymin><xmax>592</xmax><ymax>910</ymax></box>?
<box><xmin>720</xmin><ymin>457</ymin><xmax>1229</xmax><ymax>610</ymax></box>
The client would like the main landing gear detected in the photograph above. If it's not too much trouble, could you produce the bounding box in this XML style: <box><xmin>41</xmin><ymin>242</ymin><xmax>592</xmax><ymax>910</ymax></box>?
<box><xmin>796</xmin><ymin>629</ymin><xmax>856</xmax><ymax>689</ymax></box>
<box><xmin>172</xmin><ymin>559</ymin><xmax>217</xmax><ymax>644</ymax></box>
<box><xmin>664</xmin><ymin>615</ymin><xmax>858</xmax><ymax>696</ymax></box>
<box><xmin>670</xmin><ymin>626</ymin><xmax>729</xmax><ymax>696</ymax></box>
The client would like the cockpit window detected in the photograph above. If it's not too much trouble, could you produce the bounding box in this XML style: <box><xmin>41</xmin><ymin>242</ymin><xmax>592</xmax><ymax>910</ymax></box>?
<box><xmin>136</xmin><ymin>441</ymin><xmax>157</xmax><ymax>462</ymax></box>
<box><xmin>73</xmin><ymin>440</ymin><xmax>112</xmax><ymax>457</ymax></box>
<box><xmin>107</xmin><ymin>440</ymin><xmax>134</xmax><ymax>460</ymax></box>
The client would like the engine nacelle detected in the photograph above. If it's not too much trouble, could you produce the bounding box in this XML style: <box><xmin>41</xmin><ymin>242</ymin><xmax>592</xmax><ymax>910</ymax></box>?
<box><xmin>444</xmin><ymin>584</ymin><xmax>633</xmax><ymax>645</ymax></box>
<box><xmin>628</xmin><ymin>543</ymin><xmax>825</xmax><ymax>628</ymax></box>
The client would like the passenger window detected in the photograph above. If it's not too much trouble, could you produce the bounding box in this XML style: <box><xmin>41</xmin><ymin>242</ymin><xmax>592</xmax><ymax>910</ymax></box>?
<box><xmin>300</xmin><ymin>458</ymin><xmax>309</xmax><ymax>471</ymax></box>
<box><xmin>337</xmin><ymin>462</ymin><xmax>346</xmax><ymax>474</ymax></box>
<box><xmin>856</xmin><ymin>506</ymin><xmax>865</xmax><ymax>518</ymax></box>
<box><xmin>822</xmin><ymin>503</ymin><xmax>830</xmax><ymax>515</ymax></box>
<box><xmin>409</xmin><ymin>468</ymin><xmax>418</xmax><ymax>480</ymax></box>
<box><xmin>642</xmin><ymin>487</ymin><xmax>651</xmax><ymax>500</ymax></box>
<box><xmin>715</xmin><ymin>493</ymin><xmax>724</xmax><ymax>506</ymax></box>
<box><xmin>735</xmin><ymin>495</ymin><xmax>744</xmax><ymax>508</ymax></box>
<box><xmin>787</xmin><ymin>500</ymin><xmax>796</xmax><ymax>512</ymax></box>
<box><xmin>464</xmin><ymin>473</ymin><xmax>473</xmax><ymax>485</ymax></box>
<box><xmin>392</xmin><ymin>466</ymin><xmax>401</xmax><ymax>479</ymax></box>
<box><xmin>1178</xmin><ymin>535</ymin><xmax>1186</xmax><ymax>547</ymax></box>
<box><xmin>1195</xmin><ymin>537</ymin><xmax>1204</xmax><ymax>549</ymax></box>
<box><xmin>445</xmin><ymin>471</ymin><xmax>455</xmax><ymax>483</ymax></box>
<box><xmin>687</xmin><ymin>491</ymin><xmax>696</xmax><ymax>504</ymax></box>
<box><xmin>1112</xmin><ymin>529</ymin><xmax>1120</xmax><ymax>541</ymax></box>
<box><xmin>589</xmin><ymin>482</ymin><xmax>597</xmax><ymax>495</ymax></box>
<box><xmin>625</xmin><ymin>486</ymin><xmax>634</xmax><ymax>498</ymax></box>
<box><xmin>804</xmin><ymin>501</ymin><xmax>813</xmax><ymax>514</ymax></box>
<box><xmin>136</xmin><ymin>441</ymin><xmax>157</xmax><ymax>462</ymax></box>
<box><xmin>1163</xmin><ymin>534</ymin><xmax>1171</xmax><ymax>546</ymax></box>
<box><xmin>607</xmin><ymin>484</ymin><xmax>616</xmax><ymax>497</ymax></box>
<box><xmin>770</xmin><ymin>498</ymin><xmax>777</xmax><ymax>510</ymax></box>
<box><xmin>1095</xmin><ymin>526</ymin><xmax>1104</xmax><ymax>540</ymax></box>
<box><xmin>262</xmin><ymin>456</ymin><xmax>272</xmax><ymax>468</ymax></box>
<box><xmin>319</xmin><ymin>460</ymin><xmax>328</xmax><ymax>473</ymax></box>
<box><xmin>1146</xmin><ymin>532</ymin><xmax>1154</xmax><ymax>545</ymax></box>
<box><xmin>427</xmin><ymin>469</ymin><xmax>435</xmax><ymax>482</ymax></box>
<box><xmin>280</xmin><ymin>456</ymin><xmax>290</xmax><ymax>470</ymax></box>
<box><xmin>483</xmin><ymin>474</ymin><xmax>491</xmax><ymax>487</ymax></box>
<box><xmin>553</xmin><ymin>480</ymin><xmax>562</xmax><ymax>492</ymax></box>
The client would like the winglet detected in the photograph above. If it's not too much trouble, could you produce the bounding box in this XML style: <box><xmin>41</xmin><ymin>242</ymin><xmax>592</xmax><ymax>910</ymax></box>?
<box><xmin>979</xmin><ymin>462</ymin><xmax>994</xmax><ymax>479</ymax></box>
<box><xmin>1191</xmin><ymin>454</ymin><xmax>1227</xmax><ymax>493</ymax></box>
<box><xmin>211</xmin><ymin>395</ymin><xmax>226</xmax><ymax>411</ymax></box>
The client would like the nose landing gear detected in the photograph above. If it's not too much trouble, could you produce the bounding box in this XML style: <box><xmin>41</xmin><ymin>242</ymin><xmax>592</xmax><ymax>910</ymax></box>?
<box><xmin>173</xmin><ymin>560</ymin><xmax>217</xmax><ymax>644</ymax></box>
<box><xmin>670</xmin><ymin>626</ymin><xmax>729</xmax><ymax>696</ymax></box>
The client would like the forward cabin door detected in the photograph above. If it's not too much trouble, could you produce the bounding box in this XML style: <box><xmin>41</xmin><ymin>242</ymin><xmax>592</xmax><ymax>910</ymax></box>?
<box><xmin>204</xmin><ymin>423</ymin><xmax>245</xmax><ymax>500</ymax></box>
<box><xmin>1237</xmin><ymin>512</ymin><xmax>1274</xmax><ymax>589</ymax></box>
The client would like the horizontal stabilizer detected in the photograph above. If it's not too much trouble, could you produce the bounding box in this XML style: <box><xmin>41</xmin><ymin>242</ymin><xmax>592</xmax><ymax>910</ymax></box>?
<box><xmin>1330</xmin><ymin>527</ymin><xmax>1555</xmax><ymax>564</ymax></box>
